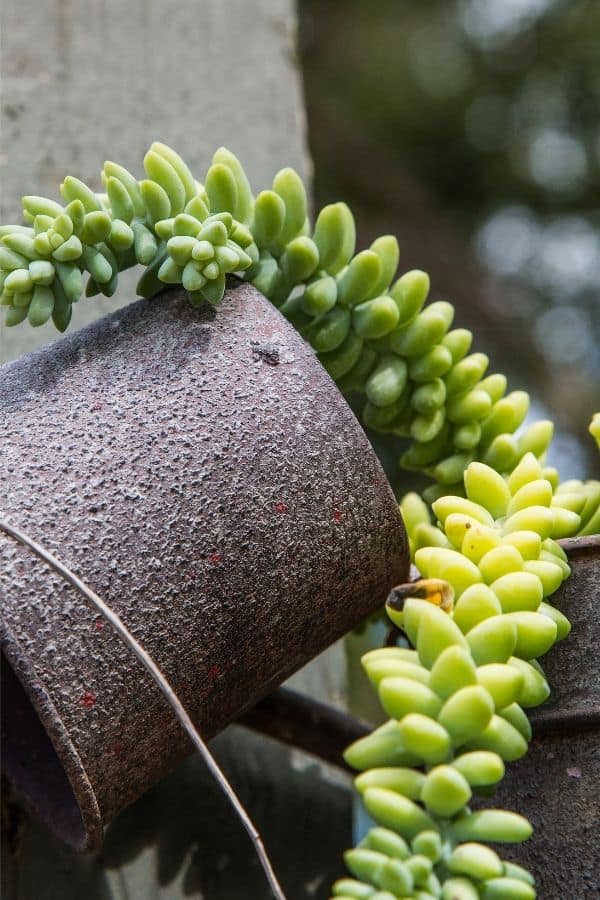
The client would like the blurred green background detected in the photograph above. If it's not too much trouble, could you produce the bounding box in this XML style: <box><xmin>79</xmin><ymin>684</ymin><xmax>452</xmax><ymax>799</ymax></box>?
<box><xmin>299</xmin><ymin>0</ymin><xmax>599</xmax><ymax>487</ymax></box>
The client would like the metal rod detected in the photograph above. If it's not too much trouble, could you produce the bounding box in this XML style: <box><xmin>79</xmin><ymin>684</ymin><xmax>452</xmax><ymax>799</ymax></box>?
<box><xmin>0</xmin><ymin>517</ymin><xmax>287</xmax><ymax>900</ymax></box>
<box><xmin>239</xmin><ymin>686</ymin><xmax>369</xmax><ymax>770</ymax></box>
<box><xmin>240</xmin><ymin>688</ymin><xmax>600</xmax><ymax>771</ymax></box>
<box><xmin>529</xmin><ymin>705</ymin><xmax>600</xmax><ymax>737</ymax></box>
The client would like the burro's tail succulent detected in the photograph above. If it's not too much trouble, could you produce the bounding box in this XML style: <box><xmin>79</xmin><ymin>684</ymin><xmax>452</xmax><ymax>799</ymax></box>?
<box><xmin>2</xmin><ymin>143</ymin><xmax>598</xmax><ymax>520</ymax></box>
<box><xmin>0</xmin><ymin>143</ymin><xmax>258</xmax><ymax>328</ymax></box>
<box><xmin>333</xmin><ymin>456</ymin><xmax>580</xmax><ymax>900</ymax></box>
<box><xmin>2</xmin><ymin>145</ymin><xmax>599</xmax><ymax>899</ymax></box>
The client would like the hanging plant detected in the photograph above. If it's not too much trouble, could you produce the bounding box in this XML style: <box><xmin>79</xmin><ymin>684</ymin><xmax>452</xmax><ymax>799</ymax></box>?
<box><xmin>1</xmin><ymin>144</ymin><xmax>598</xmax><ymax>900</ymax></box>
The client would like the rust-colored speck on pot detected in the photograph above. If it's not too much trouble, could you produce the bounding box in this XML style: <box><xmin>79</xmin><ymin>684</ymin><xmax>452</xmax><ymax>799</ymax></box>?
<box><xmin>0</xmin><ymin>280</ymin><xmax>408</xmax><ymax>850</ymax></box>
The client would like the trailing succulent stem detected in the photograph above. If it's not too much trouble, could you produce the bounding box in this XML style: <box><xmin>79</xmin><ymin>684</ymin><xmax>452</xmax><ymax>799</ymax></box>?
<box><xmin>2</xmin><ymin>145</ymin><xmax>599</xmax><ymax>899</ymax></box>
<box><xmin>334</xmin><ymin>457</ymin><xmax>580</xmax><ymax>900</ymax></box>
<box><xmin>2</xmin><ymin>143</ymin><xmax>599</xmax><ymax>519</ymax></box>
<box><xmin>1</xmin><ymin>143</ymin><xmax>598</xmax><ymax>520</ymax></box>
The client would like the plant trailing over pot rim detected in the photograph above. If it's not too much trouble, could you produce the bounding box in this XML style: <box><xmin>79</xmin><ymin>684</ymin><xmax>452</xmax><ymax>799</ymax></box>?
<box><xmin>1</xmin><ymin>144</ymin><xmax>598</xmax><ymax>899</ymax></box>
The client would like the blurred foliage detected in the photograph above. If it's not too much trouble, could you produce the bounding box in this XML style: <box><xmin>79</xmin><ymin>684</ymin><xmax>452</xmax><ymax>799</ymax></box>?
<box><xmin>299</xmin><ymin>0</ymin><xmax>600</xmax><ymax>486</ymax></box>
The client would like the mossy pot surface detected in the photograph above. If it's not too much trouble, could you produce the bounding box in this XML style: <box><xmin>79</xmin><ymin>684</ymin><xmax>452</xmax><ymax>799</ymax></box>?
<box><xmin>0</xmin><ymin>280</ymin><xmax>409</xmax><ymax>850</ymax></box>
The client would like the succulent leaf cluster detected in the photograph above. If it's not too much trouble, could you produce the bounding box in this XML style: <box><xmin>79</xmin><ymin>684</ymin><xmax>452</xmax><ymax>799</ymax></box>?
<box><xmin>331</xmin><ymin>456</ymin><xmax>583</xmax><ymax>899</ymax></box>
<box><xmin>0</xmin><ymin>144</ymin><xmax>259</xmax><ymax>331</ymax></box>
<box><xmin>270</xmin><ymin>206</ymin><xmax>554</xmax><ymax>500</ymax></box>
<box><xmin>555</xmin><ymin>479</ymin><xmax>600</xmax><ymax>537</ymax></box>
<box><xmin>547</xmin><ymin>417</ymin><xmax>600</xmax><ymax>537</ymax></box>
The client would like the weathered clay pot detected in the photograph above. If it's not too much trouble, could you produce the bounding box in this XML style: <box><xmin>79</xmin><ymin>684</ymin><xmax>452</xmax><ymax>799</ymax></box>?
<box><xmin>0</xmin><ymin>280</ymin><xmax>409</xmax><ymax>851</ymax></box>
<box><xmin>483</xmin><ymin>535</ymin><xmax>600</xmax><ymax>897</ymax></box>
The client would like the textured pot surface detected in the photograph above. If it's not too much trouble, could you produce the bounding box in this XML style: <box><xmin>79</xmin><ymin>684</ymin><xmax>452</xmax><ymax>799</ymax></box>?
<box><xmin>489</xmin><ymin>536</ymin><xmax>600</xmax><ymax>897</ymax></box>
<box><xmin>0</xmin><ymin>280</ymin><xmax>408</xmax><ymax>850</ymax></box>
